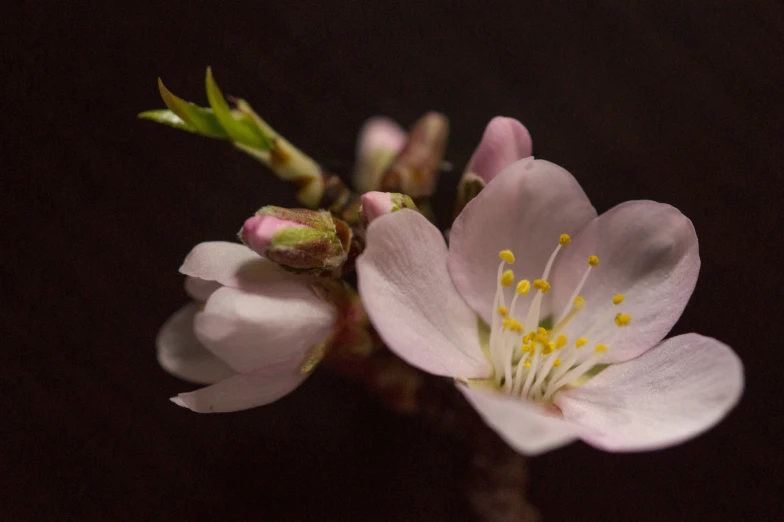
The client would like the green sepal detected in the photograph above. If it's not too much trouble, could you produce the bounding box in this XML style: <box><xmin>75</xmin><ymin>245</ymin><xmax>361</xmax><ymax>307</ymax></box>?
<box><xmin>156</xmin><ymin>78</ymin><xmax>229</xmax><ymax>139</ymax></box>
<box><xmin>204</xmin><ymin>67</ymin><xmax>272</xmax><ymax>150</ymax></box>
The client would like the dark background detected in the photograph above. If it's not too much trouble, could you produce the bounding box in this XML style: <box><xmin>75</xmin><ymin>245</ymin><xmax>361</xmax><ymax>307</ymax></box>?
<box><xmin>4</xmin><ymin>2</ymin><xmax>783</xmax><ymax>521</ymax></box>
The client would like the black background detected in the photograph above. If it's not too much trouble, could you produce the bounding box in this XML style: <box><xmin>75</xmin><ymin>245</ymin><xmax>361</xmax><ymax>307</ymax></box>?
<box><xmin>4</xmin><ymin>2</ymin><xmax>784</xmax><ymax>521</ymax></box>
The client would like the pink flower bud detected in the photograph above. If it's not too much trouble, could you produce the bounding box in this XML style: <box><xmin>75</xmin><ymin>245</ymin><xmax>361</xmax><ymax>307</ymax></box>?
<box><xmin>240</xmin><ymin>214</ymin><xmax>305</xmax><ymax>256</ymax></box>
<box><xmin>360</xmin><ymin>191</ymin><xmax>417</xmax><ymax>226</ymax></box>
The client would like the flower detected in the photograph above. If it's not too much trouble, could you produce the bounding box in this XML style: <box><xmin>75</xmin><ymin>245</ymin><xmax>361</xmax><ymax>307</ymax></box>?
<box><xmin>357</xmin><ymin>158</ymin><xmax>743</xmax><ymax>454</ymax></box>
<box><xmin>359</xmin><ymin>191</ymin><xmax>417</xmax><ymax>225</ymax></box>
<box><xmin>353</xmin><ymin>117</ymin><xmax>407</xmax><ymax>193</ymax></box>
<box><xmin>157</xmin><ymin>241</ymin><xmax>337</xmax><ymax>412</ymax></box>
<box><xmin>464</xmin><ymin>116</ymin><xmax>532</xmax><ymax>184</ymax></box>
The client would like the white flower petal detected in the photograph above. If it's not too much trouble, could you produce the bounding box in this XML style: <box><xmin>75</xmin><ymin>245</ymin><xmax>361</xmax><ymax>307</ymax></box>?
<box><xmin>357</xmin><ymin>209</ymin><xmax>490</xmax><ymax>378</ymax></box>
<box><xmin>156</xmin><ymin>303</ymin><xmax>236</xmax><ymax>385</ymax></box>
<box><xmin>458</xmin><ymin>383</ymin><xmax>578</xmax><ymax>455</ymax></box>
<box><xmin>194</xmin><ymin>284</ymin><xmax>335</xmax><ymax>373</ymax></box>
<box><xmin>550</xmin><ymin>200</ymin><xmax>700</xmax><ymax>363</ymax></box>
<box><xmin>171</xmin><ymin>362</ymin><xmax>310</xmax><ymax>413</ymax></box>
<box><xmin>555</xmin><ymin>334</ymin><xmax>744</xmax><ymax>452</ymax></box>
<box><xmin>180</xmin><ymin>241</ymin><xmax>299</xmax><ymax>290</ymax></box>
<box><xmin>449</xmin><ymin>159</ymin><xmax>597</xmax><ymax>323</ymax></box>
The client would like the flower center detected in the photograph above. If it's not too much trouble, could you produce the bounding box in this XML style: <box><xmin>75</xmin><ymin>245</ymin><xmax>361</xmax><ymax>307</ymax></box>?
<box><xmin>487</xmin><ymin>235</ymin><xmax>631</xmax><ymax>403</ymax></box>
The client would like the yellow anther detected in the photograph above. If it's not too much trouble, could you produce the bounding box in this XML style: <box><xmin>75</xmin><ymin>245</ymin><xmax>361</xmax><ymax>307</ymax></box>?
<box><xmin>613</xmin><ymin>294</ymin><xmax>625</xmax><ymax>305</ymax></box>
<box><xmin>522</xmin><ymin>332</ymin><xmax>535</xmax><ymax>344</ymax></box>
<box><xmin>588</xmin><ymin>255</ymin><xmax>599</xmax><ymax>267</ymax></box>
<box><xmin>615</xmin><ymin>313</ymin><xmax>632</xmax><ymax>327</ymax></box>
<box><xmin>501</xmin><ymin>270</ymin><xmax>515</xmax><ymax>287</ymax></box>
<box><xmin>497</xmin><ymin>306</ymin><xmax>508</xmax><ymax>316</ymax></box>
<box><xmin>523</xmin><ymin>358</ymin><xmax>532</xmax><ymax>369</ymax></box>
<box><xmin>556</xmin><ymin>334</ymin><xmax>567</xmax><ymax>349</ymax></box>
<box><xmin>543</xmin><ymin>342</ymin><xmax>555</xmax><ymax>355</ymax></box>
<box><xmin>510</xmin><ymin>319</ymin><xmax>523</xmax><ymax>333</ymax></box>
<box><xmin>595</xmin><ymin>344</ymin><xmax>608</xmax><ymax>353</ymax></box>
<box><xmin>553</xmin><ymin>358</ymin><xmax>562</xmax><ymax>368</ymax></box>
<box><xmin>573</xmin><ymin>296</ymin><xmax>586</xmax><ymax>309</ymax></box>
<box><xmin>499</xmin><ymin>250</ymin><xmax>516</xmax><ymax>264</ymax></box>
<box><xmin>533</xmin><ymin>279</ymin><xmax>551</xmax><ymax>293</ymax></box>
<box><xmin>516</xmin><ymin>279</ymin><xmax>531</xmax><ymax>295</ymax></box>
<box><xmin>559</xmin><ymin>233</ymin><xmax>571</xmax><ymax>246</ymax></box>
<box><xmin>537</xmin><ymin>326</ymin><xmax>548</xmax><ymax>336</ymax></box>
<box><xmin>575</xmin><ymin>337</ymin><xmax>588</xmax><ymax>348</ymax></box>
<box><xmin>502</xmin><ymin>317</ymin><xmax>512</xmax><ymax>330</ymax></box>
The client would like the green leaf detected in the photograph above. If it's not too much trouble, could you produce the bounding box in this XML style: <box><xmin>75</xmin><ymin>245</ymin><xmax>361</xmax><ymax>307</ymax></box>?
<box><xmin>204</xmin><ymin>67</ymin><xmax>272</xmax><ymax>150</ymax></box>
<box><xmin>137</xmin><ymin>110</ymin><xmax>199</xmax><ymax>133</ymax></box>
<box><xmin>156</xmin><ymin>78</ymin><xmax>229</xmax><ymax>139</ymax></box>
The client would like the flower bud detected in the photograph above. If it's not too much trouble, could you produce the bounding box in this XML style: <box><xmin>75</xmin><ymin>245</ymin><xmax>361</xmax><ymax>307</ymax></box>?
<box><xmin>240</xmin><ymin>206</ymin><xmax>351</xmax><ymax>272</ymax></box>
<box><xmin>360</xmin><ymin>192</ymin><xmax>417</xmax><ymax>226</ymax></box>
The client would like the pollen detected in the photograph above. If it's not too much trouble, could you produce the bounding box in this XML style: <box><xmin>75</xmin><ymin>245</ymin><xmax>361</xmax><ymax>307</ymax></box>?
<box><xmin>573</xmin><ymin>296</ymin><xmax>586</xmax><ymax>309</ymax></box>
<box><xmin>594</xmin><ymin>344</ymin><xmax>608</xmax><ymax>353</ymax></box>
<box><xmin>543</xmin><ymin>342</ymin><xmax>555</xmax><ymax>355</ymax></box>
<box><xmin>523</xmin><ymin>358</ymin><xmax>532</xmax><ymax>369</ymax></box>
<box><xmin>613</xmin><ymin>294</ymin><xmax>625</xmax><ymax>305</ymax></box>
<box><xmin>497</xmin><ymin>306</ymin><xmax>508</xmax><ymax>316</ymax></box>
<box><xmin>522</xmin><ymin>332</ymin><xmax>535</xmax><ymax>344</ymax></box>
<box><xmin>501</xmin><ymin>270</ymin><xmax>515</xmax><ymax>287</ymax></box>
<box><xmin>553</xmin><ymin>358</ymin><xmax>562</xmax><ymax>367</ymax></box>
<box><xmin>516</xmin><ymin>279</ymin><xmax>531</xmax><ymax>295</ymax></box>
<box><xmin>615</xmin><ymin>313</ymin><xmax>632</xmax><ymax>327</ymax></box>
<box><xmin>509</xmin><ymin>319</ymin><xmax>523</xmax><ymax>333</ymax></box>
<box><xmin>502</xmin><ymin>317</ymin><xmax>512</xmax><ymax>330</ymax></box>
<box><xmin>555</xmin><ymin>334</ymin><xmax>567</xmax><ymax>349</ymax></box>
<box><xmin>588</xmin><ymin>255</ymin><xmax>599</xmax><ymax>267</ymax></box>
<box><xmin>533</xmin><ymin>279</ymin><xmax>551</xmax><ymax>293</ymax></box>
<box><xmin>559</xmin><ymin>233</ymin><xmax>571</xmax><ymax>246</ymax></box>
<box><xmin>499</xmin><ymin>250</ymin><xmax>516</xmax><ymax>264</ymax></box>
<box><xmin>575</xmin><ymin>337</ymin><xmax>588</xmax><ymax>348</ymax></box>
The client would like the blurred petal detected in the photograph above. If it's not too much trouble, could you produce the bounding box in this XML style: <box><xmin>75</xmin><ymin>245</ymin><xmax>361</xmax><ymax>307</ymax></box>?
<box><xmin>556</xmin><ymin>334</ymin><xmax>744</xmax><ymax>452</ymax></box>
<box><xmin>184</xmin><ymin>276</ymin><xmax>221</xmax><ymax>301</ymax></box>
<box><xmin>156</xmin><ymin>303</ymin><xmax>235</xmax><ymax>384</ymax></box>
<box><xmin>550</xmin><ymin>201</ymin><xmax>700</xmax><ymax>363</ymax></box>
<box><xmin>353</xmin><ymin>116</ymin><xmax>406</xmax><ymax>193</ymax></box>
<box><xmin>180</xmin><ymin>241</ymin><xmax>300</xmax><ymax>290</ymax></box>
<box><xmin>195</xmin><ymin>284</ymin><xmax>335</xmax><ymax>373</ymax></box>
<box><xmin>171</xmin><ymin>361</ymin><xmax>309</xmax><ymax>413</ymax></box>
<box><xmin>358</xmin><ymin>209</ymin><xmax>490</xmax><ymax>378</ymax></box>
<box><xmin>465</xmin><ymin>116</ymin><xmax>532</xmax><ymax>183</ymax></box>
<box><xmin>449</xmin><ymin>159</ymin><xmax>596</xmax><ymax>323</ymax></box>
<box><xmin>458</xmin><ymin>383</ymin><xmax>578</xmax><ymax>455</ymax></box>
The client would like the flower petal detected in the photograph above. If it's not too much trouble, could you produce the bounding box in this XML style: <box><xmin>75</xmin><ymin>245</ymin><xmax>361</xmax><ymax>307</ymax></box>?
<box><xmin>184</xmin><ymin>276</ymin><xmax>221</xmax><ymax>301</ymax></box>
<box><xmin>194</xmin><ymin>284</ymin><xmax>335</xmax><ymax>373</ymax></box>
<box><xmin>449</xmin><ymin>159</ymin><xmax>597</xmax><ymax>323</ymax></box>
<box><xmin>180</xmin><ymin>241</ymin><xmax>299</xmax><ymax>290</ymax></box>
<box><xmin>550</xmin><ymin>200</ymin><xmax>700</xmax><ymax>363</ymax></box>
<box><xmin>457</xmin><ymin>383</ymin><xmax>578</xmax><ymax>455</ymax></box>
<box><xmin>156</xmin><ymin>303</ymin><xmax>236</xmax><ymax>384</ymax></box>
<box><xmin>357</xmin><ymin>209</ymin><xmax>490</xmax><ymax>378</ymax></box>
<box><xmin>171</xmin><ymin>361</ymin><xmax>309</xmax><ymax>413</ymax></box>
<box><xmin>353</xmin><ymin>116</ymin><xmax>407</xmax><ymax>193</ymax></box>
<box><xmin>465</xmin><ymin>116</ymin><xmax>532</xmax><ymax>184</ymax></box>
<box><xmin>555</xmin><ymin>334</ymin><xmax>743</xmax><ymax>452</ymax></box>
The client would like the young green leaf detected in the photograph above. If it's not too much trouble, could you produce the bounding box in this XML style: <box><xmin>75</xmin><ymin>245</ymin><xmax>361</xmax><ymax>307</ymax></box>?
<box><xmin>156</xmin><ymin>78</ymin><xmax>229</xmax><ymax>139</ymax></box>
<box><xmin>205</xmin><ymin>67</ymin><xmax>272</xmax><ymax>150</ymax></box>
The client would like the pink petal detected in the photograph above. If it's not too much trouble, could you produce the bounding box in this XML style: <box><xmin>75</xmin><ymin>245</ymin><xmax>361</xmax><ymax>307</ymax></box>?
<box><xmin>555</xmin><ymin>334</ymin><xmax>743</xmax><ymax>452</ymax></box>
<box><xmin>465</xmin><ymin>116</ymin><xmax>533</xmax><ymax>184</ymax></box>
<box><xmin>194</xmin><ymin>284</ymin><xmax>336</xmax><ymax>373</ymax></box>
<box><xmin>457</xmin><ymin>383</ymin><xmax>578</xmax><ymax>455</ymax></box>
<box><xmin>180</xmin><ymin>241</ymin><xmax>299</xmax><ymax>290</ymax></box>
<box><xmin>449</xmin><ymin>159</ymin><xmax>597</xmax><ymax>324</ymax></box>
<box><xmin>550</xmin><ymin>200</ymin><xmax>700</xmax><ymax>363</ymax></box>
<box><xmin>353</xmin><ymin>116</ymin><xmax>407</xmax><ymax>193</ymax></box>
<box><xmin>357</xmin><ymin>209</ymin><xmax>490</xmax><ymax>378</ymax></box>
<box><xmin>171</xmin><ymin>362</ymin><xmax>310</xmax><ymax>413</ymax></box>
<box><xmin>156</xmin><ymin>303</ymin><xmax>235</xmax><ymax>384</ymax></box>
<box><xmin>184</xmin><ymin>276</ymin><xmax>221</xmax><ymax>301</ymax></box>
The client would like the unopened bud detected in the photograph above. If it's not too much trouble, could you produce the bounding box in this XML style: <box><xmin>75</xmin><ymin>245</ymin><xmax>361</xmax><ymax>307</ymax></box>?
<box><xmin>360</xmin><ymin>192</ymin><xmax>417</xmax><ymax>226</ymax></box>
<box><xmin>353</xmin><ymin>117</ymin><xmax>407</xmax><ymax>193</ymax></box>
<box><xmin>240</xmin><ymin>206</ymin><xmax>351</xmax><ymax>272</ymax></box>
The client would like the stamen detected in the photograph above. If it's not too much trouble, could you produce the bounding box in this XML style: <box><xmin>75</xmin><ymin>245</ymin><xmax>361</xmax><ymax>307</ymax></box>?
<box><xmin>559</xmin><ymin>234</ymin><xmax>571</xmax><ymax>245</ymax></box>
<box><xmin>588</xmin><ymin>255</ymin><xmax>599</xmax><ymax>267</ymax></box>
<box><xmin>497</xmin><ymin>306</ymin><xmax>508</xmax><ymax>316</ymax></box>
<box><xmin>613</xmin><ymin>294</ymin><xmax>625</xmax><ymax>305</ymax></box>
<box><xmin>556</xmin><ymin>255</ymin><xmax>599</xmax><ymax>324</ymax></box>
<box><xmin>575</xmin><ymin>337</ymin><xmax>588</xmax><ymax>348</ymax></box>
<box><xmin>499</xmin><ymin>250</ymin><xmax>516</xmax><ymax>264</ymax></box>
<box><xmin>614</xmin><ymin>313</ymin><xmax>632</xmax><ymax>327</ymax></box>
<box><xmin>501</xmin><ymin>270</ymin><xmax>515</xmax><ymax>287</ymax></box>
<box><xmin>516</xmin><ymin>280</ymin><xmax>531</xmax><ymax>295</ymax></box>
<box><xmin>522</xmin><ymin>235</ymin><xmax>568</xmax><ymax>333</ymax></box>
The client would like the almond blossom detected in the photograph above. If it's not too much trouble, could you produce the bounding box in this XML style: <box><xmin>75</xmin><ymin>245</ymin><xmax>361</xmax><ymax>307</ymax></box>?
<box><xmin>357</xmin><ymin>157</ymin><xmax>743</xmax><ymax>454</ymax></box>
<box><xmin>157</xmin><ymin>241</ymin><xmax>336</xmax><ymax>412</ymax></box>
